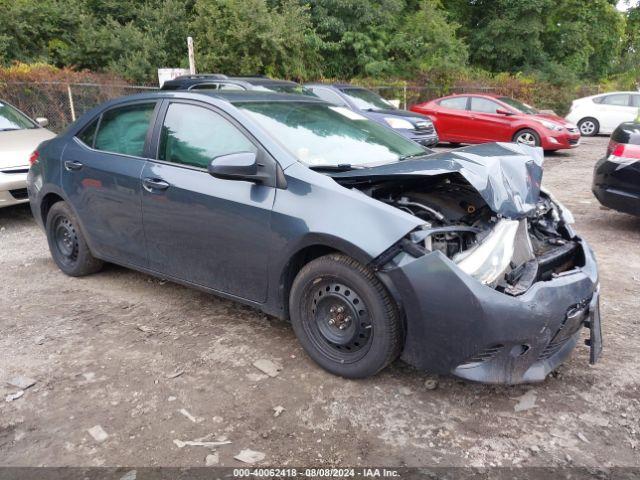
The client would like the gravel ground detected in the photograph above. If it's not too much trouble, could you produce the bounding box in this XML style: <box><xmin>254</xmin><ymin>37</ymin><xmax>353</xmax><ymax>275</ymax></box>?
<box><xmin>0</xmin><ymin>135</ymin><xmax>638</xmax><ymax>468</ymax></box>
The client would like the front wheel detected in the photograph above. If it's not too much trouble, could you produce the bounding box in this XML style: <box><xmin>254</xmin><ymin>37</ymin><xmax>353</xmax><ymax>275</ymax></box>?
<box><xmin>289</xmin><ymin>254</ymin><xmax>403</xmax><ymax>379</ymax></box>
<box><xmin>513</xmin><ymin>129</ymin><xmax>541</xmax><ymax>147</ymax></box>
<box><xmin>45</xmin><ymin>201</ymin><xmax>103</xmax><ymax>277</ymax></box>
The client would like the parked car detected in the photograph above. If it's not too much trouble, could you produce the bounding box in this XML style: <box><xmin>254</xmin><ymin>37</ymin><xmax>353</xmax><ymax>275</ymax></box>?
<box><xmin>161</xmin><ymin>74</ymin><xmax>315</xmax><ymax>96</ymax></box>
<box><xmin>411</xmin><ymin>94</ymin><xmax>580</xmax><ymax>151</ymax></box>
<box><xmin>27</xmin><ymin>91</ymin><xmax>601</xmax><ymax>384</ymax></box>
<box><xmin>566</xmin><ymin>91</ymin><xmax>640</xmax><ymax>137</ymax></box>
<box><xmin>304</xmin><ymin>83</ymin><xmax>438</xmax><ymax>147</ymax></box>
<box><xmin>0</xmin><ymin>100</ymin><xmax>55</xmax><ymax>209</ymax></box>
<box><xmin>593</xmin><ymin>121</ymin><xmax>640</xmax><ymax>216</ymax></box>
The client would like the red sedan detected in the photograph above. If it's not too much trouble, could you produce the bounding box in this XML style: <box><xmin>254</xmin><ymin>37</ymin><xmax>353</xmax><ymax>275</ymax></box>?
<box><xmin>410</xmin><ymin>94</ymin><xmax>581</xmax><ymax>151</ymax></box>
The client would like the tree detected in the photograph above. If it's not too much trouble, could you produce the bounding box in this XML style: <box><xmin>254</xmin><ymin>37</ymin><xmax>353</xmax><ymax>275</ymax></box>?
<box><xmin>190</xmin><ymin>0</ymin><xmax>322</xmax><ymax>80</ymax></box>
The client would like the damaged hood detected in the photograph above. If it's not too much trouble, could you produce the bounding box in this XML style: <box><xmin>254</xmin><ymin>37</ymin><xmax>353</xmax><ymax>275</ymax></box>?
<box><xmin>330</xmin><ymin>142</ymin><xmax>544</xmax><ymax>219</ymax></box>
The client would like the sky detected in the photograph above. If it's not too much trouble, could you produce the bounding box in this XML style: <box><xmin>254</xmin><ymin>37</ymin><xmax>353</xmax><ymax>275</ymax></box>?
<box><xmin>618</xmin><ymin>0</ymin><xmax>639</xmax><ymax>11</ymax></box>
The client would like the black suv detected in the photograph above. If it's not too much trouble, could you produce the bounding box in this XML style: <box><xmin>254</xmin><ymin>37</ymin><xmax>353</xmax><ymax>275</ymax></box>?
<box><xmin>161</xmin><ymin>74</ymin><xmax>315</xmax><ymax>96</ymax></box>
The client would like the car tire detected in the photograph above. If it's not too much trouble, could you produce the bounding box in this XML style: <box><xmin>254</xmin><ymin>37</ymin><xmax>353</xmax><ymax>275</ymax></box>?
<box><xmin>289</xmin><ymin>253</ymin><xmax>403</xmax><ymax>379</ymax></box>
<box><xmin>578</xmin><ymin>117</ymin><xmax>599</xmax><ymax>137</ymax></box>
<box><xmin>513</xmin><ymin>129</ymin><xmax>541</xmax><ymax>147</ymax></box>
<box><xmin>45</xmin><ymin>201</ymin><xmax>103</xmax><ymax>277</ymax></box>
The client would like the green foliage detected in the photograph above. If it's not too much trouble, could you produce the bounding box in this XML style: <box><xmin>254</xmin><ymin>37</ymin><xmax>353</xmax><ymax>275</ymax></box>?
<box><xmin>191</xmin><ymin>0</ymin><xmax>322</xmax><ymax>79</ymax></box>
<box><xmin>0</xmin><ymin>0</ymin><xmax>637</xmax><ymax>93</ymax></box>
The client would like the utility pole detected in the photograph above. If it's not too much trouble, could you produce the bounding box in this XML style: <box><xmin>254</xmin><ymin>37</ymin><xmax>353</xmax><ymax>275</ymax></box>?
<box><xmin>187</xmin><ymin>37</ymin><xmax>196</xmax><ymax>75</ymax></box>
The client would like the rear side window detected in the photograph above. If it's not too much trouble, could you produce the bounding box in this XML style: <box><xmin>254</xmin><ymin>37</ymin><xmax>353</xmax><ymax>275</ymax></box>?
<box><xmin>439</xmin><ymin>97</ymin><xmax>468</xmax><ymax>110</ymax></box>
<box><xmin>158</xmin><ymin>103</ymin><xmax>256</xmax><ymax>169</ymax></box>
<box><xmin>470</xmin><ymin>97</ymin><xmax>500</xmax><ymax>114</ymax></box>
<box><xmin>190</xmin><ymin>83</ymin><xmax>220</xmax><ymax>91</ymax></box>
<box><xmin>601</xmin><ymin>94</ymin><xmax>630</xmax><ymax>106</ymax></box>
<box><xmin>77</xmin><ymin>117</ymin><xmax>99</xmax><ymax>148</ymax></box>
<box><xmin>94</xmin><ymin>103</ymin><xmax>156</xmax><ymax>157</ymax></box>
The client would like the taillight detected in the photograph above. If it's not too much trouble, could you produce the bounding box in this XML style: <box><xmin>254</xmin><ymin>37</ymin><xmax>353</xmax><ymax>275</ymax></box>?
<box><xmin>608</xmin><ymin>143</ymin><xmax>640</xmax><ymax>165</ymax></box>
<box><xmin>29</xmin><ymin>150</ymin><xmax>40</xmax><ymax>166</ymax></box>
<box><xmin>606</xmin><ymin>140</ymin><xmax>620</xmax><ymax>157</ymax></box>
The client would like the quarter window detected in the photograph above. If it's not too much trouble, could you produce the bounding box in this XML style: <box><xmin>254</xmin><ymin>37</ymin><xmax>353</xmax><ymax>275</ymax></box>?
<box><xmin>470</xmin><ymin>97</ymin><xmax>501</xmax><ymax>114</ymax></box>
<box><xmin>77</xmin><ymin>117</ymin><xmax>99</xmax><ymax>147</ymax></box>
<box><xmin>159</xmin><ymin>103</ymin><xmax>256</xmax><ymax>169</ymax></box>
<box><xmin>439</xmin><ymin>97</ymin><xmax>468</xmax><ymax>110</ymax></box>
<box><xmin>601</xmin><ymin>94</ymin><xmax>631</xmax><ymax>106</ymax></box>
<box><xmin>94</xmin><ymin>103</ymin><xmax>156</xmax><ymax>156</ymax></box>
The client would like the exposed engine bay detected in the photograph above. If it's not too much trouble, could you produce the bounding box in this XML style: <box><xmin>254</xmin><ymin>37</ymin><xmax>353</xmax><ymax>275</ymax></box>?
<box><xmin>337</xmin><ymin>174</ymin><xmax>583</xmax><ymax>296</ymax></box>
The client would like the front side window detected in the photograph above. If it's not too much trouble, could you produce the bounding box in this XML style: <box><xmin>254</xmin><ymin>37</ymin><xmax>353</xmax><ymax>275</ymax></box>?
<box><xmin>310</xmin><ymin>87</ymin><xmax>348</xmax><ymax>106</ymax></box>
<box><xmin>236</xmin><ymin>101</ymin><xmax>425</xmax><ymax>168</ymax></box>
<box><xmin>498</xmin><ymin>97</ymin><xmax>537</xmax><ymax>114</ymax></box>
<box><xmin>470</xmin><ymin>97</ymin><xmax>501</xmax><ymax>114</ymax></box>
<box><xmin>439</xmin><ymin>97</ymin><xmax>468</xmax><ymax>111</ymax></box>
<box><xmin>338</xmin><ymin>87</ymin><xmax>394</xmax><ymax>111</ymax></box>
<box><xmin>159</xmin><ymin>103</ymin><xmax>256</xmax><ymax>169</ymax></box>
<box><xmin>94</xmin><ymin>103</ymin><xmax>156</xmax><ymax>156</ymax></box>
<box><xmin>631</xmin><ymin>95</ymin><xmax>640</xmax><ymax>108</ymax></box>
<box><xmin>601</xmin><ymin>94</ymin><xmax>630</xmax><ymax>106</ymax></box>
<box><xmin>0</xmin><ymin>101</ymin><xmax>37</xmax><ymax>131</ymax></box>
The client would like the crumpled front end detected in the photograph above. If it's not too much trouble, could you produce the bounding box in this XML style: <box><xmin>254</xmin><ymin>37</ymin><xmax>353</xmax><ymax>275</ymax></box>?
<box><xmin>380</xmin><ymin>234</ymin><xmax>599</xmax><ymax>384</ymax></box>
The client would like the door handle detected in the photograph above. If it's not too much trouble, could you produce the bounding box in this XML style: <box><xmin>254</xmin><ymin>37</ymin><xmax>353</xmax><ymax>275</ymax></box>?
<box><xmin>64</xmin><ymin>160</ymin><xmax>84</xmax><ymax>171</ymax></box>
<box><xmin>142</xmin><ymin>177</ymin><xmax>170</xmax><ymax>192</ymax></box>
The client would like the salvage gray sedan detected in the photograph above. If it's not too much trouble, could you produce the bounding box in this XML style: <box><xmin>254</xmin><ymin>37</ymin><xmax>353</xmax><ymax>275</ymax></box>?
<box><xmin>27</xmin><ymin>91</ymin><xmax>602</xmax><ymax>384</ymax></box>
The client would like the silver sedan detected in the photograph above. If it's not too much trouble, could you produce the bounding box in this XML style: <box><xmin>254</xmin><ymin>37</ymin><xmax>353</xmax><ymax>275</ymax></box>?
<box><xmin>1</xmin><ymin>100</ymin><xmax>55</xmax><ymax>208</ymax></box>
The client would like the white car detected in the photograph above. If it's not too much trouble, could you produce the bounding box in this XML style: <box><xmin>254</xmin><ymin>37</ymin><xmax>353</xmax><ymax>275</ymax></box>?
<box><xmin>566</xmin><ymin>91</ymin><xmax>640</xmax><ymax>137</ymax></box>
<box><xmin>0</xmin><ymin>100</ymin><xmax>55</xmax><ymax>208</ymax></box>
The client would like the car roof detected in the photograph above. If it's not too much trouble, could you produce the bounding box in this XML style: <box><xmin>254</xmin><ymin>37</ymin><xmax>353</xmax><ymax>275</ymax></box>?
<box><xmin>161</xmin><ymin>75</ymin><xmax>302</xmax><ymax>90</ymax></box>
<box><xmin>306</xmin><ymin>83</ymin><xmax>368</xmax><ymax>90</ymax></box>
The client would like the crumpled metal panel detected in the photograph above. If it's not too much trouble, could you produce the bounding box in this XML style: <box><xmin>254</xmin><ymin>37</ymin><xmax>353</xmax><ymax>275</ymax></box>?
<box><xmin>331</xmin><ymin>142</ymin><xmax>544</xmax><ymax>219</ymax></box>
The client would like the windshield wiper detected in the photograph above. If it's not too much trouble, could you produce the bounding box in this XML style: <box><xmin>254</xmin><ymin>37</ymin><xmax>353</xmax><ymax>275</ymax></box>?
<box><xmin>308</xmin><ymin>164</ymin><xmax>359</xmax><ymax>172</ymax></box>
<box><xmin>399</xmin><ymin>152</ymin><xmax>427</xmax><ymax>161</ymax></box>
<box><xmin>0</xmin><ymin>128</ymin><xmax>19</xmax><ymax>132</ymax></box>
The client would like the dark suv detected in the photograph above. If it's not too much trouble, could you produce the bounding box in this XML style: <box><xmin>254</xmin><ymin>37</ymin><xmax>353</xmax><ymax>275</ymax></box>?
<box><xmin>305</xmin><ymin>83</ymin><xmax>439</xmax><ymax>147</ymax></box>
<box><xmin>161</xmin><ymin>74</ymin><xmax>315</xmax><ymax>96</ymax></box>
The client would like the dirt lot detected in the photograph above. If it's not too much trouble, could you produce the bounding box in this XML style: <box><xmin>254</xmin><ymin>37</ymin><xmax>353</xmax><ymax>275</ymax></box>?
<box><xmin>1</xmin><ymin>135</ymin><xmax>639</xmax><ymax>468</ymax></box>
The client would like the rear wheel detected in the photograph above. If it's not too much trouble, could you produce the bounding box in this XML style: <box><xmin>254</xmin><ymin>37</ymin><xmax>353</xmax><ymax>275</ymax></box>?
<box><xmin>289</xmin><ymin>254</ymin><xmax>402</xmax><ymax>379</ymax></box>
<box><xmin>513</xmin><ymin>129</ymin><xmax>541</xmax><ymax>147</ymax></box>
<box><xmin>45</xmin><ymin>201</ymin><xmax>103</xmax><ymax>277</ymax></box>
<box><xmin>578</xmin><ymin>117</ymin><xmax>599</xmax><ymax>137</ymax></box>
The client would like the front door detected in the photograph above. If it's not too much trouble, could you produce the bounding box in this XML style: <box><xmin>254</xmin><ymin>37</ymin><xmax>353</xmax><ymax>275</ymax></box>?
<box><xmin>467</xmin><ymin>97</ymin><xmax>513</xmax><ymax>142</ymax></box>
<box><xmin>599</xmin><ymin>94</ymin><xmax>634</xmax><ymax>132</ymax></box>
<box><xmin>141</xmin><ymin>101</ymin><xmax>275</xmax><ymax>302</ymax></box>
<box><xmin>61</xmin><ymin>101</ymin><xmax>158</xmax><ymax>266</ymax></box>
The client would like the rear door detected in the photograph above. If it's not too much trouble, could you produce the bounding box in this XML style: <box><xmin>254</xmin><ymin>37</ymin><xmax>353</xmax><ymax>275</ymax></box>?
<box><xmin>598</xmin><ymin>94</ymin><xmax>633</xmax><ymax>132</ymax></box>
<box><xmin>433</xmin><ymin>96</ymin><xmax>469</xmax><ymax>141</ymax></box>
<box><xmin>61</xmin><ymin>101</ymin><xmax>158</xmax><ymax>267</ymax></box>
<box><xmin>140</xmin><ymin>100</ymin><xmax>275</xmax><ymax>302</ymax></box>
<box><xmin>467</xmin><ymin>97</ymin><xmax>513</xmax><ymax>142</ymax></box>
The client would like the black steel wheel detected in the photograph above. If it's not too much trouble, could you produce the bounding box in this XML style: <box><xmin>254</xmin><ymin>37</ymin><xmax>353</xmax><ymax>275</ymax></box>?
<box><xmin>45</xmin><ymin>201</ymin><xmax>103</xmax><ymax>277</ymax></box>
<box><xmin>289</xmin><ymin>254</ymin><xmax>402</xmax><ymax>378</ymax></box>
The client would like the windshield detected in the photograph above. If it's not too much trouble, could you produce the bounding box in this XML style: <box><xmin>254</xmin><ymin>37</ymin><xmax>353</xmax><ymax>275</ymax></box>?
<box><xmin>498</xmin><ymin>97</ymin><xmax>538</xmax><ymax>115</ymax></box>
<box><xmin>254</xmin><ymin>84</ymin><xmax>317</xmax><ymax>97</ymax></box>
<box><xmin>236</xmin><ymin>101</ymin><xmax>426</xmax><ymax>168</ymax></box>
<box><xmin>339</xmin><ymin>87</ymin><xmax>394</xmax><ymax>111</ymax></box>
<box><xmin>0</xmin><ymin>101</ymin><xmax>37</xmax><ymax>131</ymax></box>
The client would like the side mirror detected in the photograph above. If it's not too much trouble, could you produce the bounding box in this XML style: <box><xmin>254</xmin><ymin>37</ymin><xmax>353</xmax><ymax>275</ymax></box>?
<box><xmin>208</xmin><ymin>151</ymin><xmax>262</xmax><ymax>182</ymax></box>
<box><xmin>495</xmin><ymin>108</ymin><xmax>512</xmax><ymax>116</ymax></box>
<box><xmin>36</xmin><ymin>117</ymin><xmax>49</xmax><ymax>127</ymax></box>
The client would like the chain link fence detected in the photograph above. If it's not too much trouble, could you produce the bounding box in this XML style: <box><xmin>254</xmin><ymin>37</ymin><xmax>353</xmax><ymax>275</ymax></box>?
<box><xmin>0</xmin><ymin>82</ymin><xmax>158</xmax><ymax>132</ymax></box>
<box><xmin>1</xmin><ymin>80</ymin><xmax>605</xmax><ymax>132</ymax></box>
